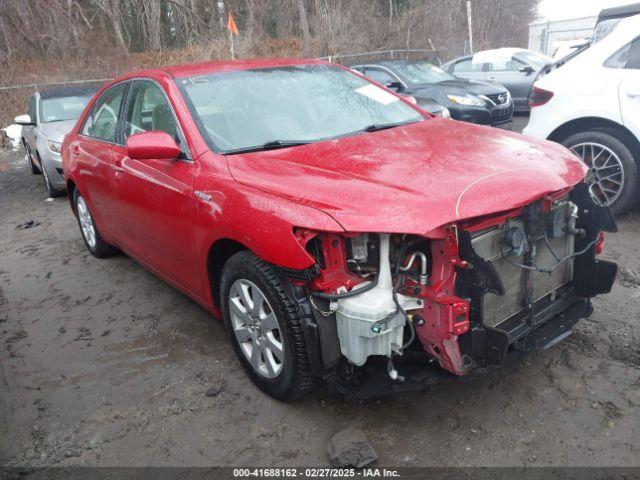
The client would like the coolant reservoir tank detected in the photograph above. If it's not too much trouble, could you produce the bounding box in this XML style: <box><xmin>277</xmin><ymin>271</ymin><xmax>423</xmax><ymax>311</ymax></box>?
<box><xmin>336</xmin><ymin>234</ymin><xmax>405</xmax><ymax>366</ymax></box>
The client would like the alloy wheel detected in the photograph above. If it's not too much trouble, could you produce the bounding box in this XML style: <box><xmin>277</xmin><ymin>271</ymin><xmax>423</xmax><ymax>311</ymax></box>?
<box><xmin>76</xmin><ymin>196</ymin><xmax>97</xmax><ymax>249</ymax></box>
<box><xmin>228</xmin><ymin>279</ymin><xmax>284</xmax><ymax>379</ymax></box>
<box><xmin>570</xmin><ymin>142</ymin><xmax>625</xmax><ymax>207</ymax></box>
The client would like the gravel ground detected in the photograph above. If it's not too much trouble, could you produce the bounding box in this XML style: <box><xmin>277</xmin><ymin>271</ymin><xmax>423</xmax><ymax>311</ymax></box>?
<box><xmin>1</xmin><ymin>120</ymin><xmax>639</xmax><ymax>467</ymax></box>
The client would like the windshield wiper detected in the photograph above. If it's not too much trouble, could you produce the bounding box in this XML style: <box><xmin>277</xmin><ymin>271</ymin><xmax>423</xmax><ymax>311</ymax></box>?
<box><xmin>362</xmin><ymin>119</ymin><xmax>421</xmax><ymax>133</ymax></box>
<box><xmin>223</xmin><ymin>140</ymin><xmax>311</xmax><ymax>155</ymax></box>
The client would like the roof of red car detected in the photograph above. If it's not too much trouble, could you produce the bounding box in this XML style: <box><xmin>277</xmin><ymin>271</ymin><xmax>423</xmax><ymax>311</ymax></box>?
<box><xmin>105</xmin><ymin>58</ymin><xmax>337</xmax><ymax>86</ymax></box>
<box><xmin>163</xmin><ymin>57</ymin><xmax>329</xmax><ymax>78</ymax></box>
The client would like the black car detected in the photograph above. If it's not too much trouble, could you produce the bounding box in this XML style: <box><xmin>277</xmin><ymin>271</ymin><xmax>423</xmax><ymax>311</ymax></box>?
<box><xmin>351</xmin><ymin>60</ymin><xmax>513</xmax><ymax>126</ymax></box>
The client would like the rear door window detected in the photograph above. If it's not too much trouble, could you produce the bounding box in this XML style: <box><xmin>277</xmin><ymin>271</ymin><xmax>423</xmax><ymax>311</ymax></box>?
<box><xmin>81</xmin><ymin>83</ymin><xmax>128</xmax><ymax>143</ymax></box>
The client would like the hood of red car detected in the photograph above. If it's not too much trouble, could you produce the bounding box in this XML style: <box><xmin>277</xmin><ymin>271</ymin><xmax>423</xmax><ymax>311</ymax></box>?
<box><xmin>226</xmin><ymin>118</ymin><xmax>586</xmax><ymax>236</ymax></box>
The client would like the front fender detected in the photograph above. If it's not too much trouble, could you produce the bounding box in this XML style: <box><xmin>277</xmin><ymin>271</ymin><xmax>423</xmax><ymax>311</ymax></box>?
<box><xmin>194</xmin><ymin>180</ymin><xmax>345</xmax><ymax>272</ymax></box>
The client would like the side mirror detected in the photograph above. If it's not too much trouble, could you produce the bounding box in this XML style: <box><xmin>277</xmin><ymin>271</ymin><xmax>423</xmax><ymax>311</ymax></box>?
<box><xmin>385</xmin><ymin>81</ymin><xmax>404</xmax><ymax>92</ymax></box>
<box><xmin>15</xmin><ymin>114</ymin><xmax>34</xmax><ymax>126</ymax></box>
<box><xmin>126</xmin><ymin>131</ymin><xmax>181</xmax><ymax>161</ymax></box>
<box><xmin>518</xmin><ymin>65</ymin><xmax>535</xmax><ymax>75</ymax></box>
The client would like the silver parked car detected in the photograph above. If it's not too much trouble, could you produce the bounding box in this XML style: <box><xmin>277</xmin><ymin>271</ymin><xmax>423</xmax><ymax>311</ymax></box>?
<box><xmin>442</xmin><ymin>48</ymin><xmax>553</xmax><ymax>112</ymax></box>
<box><xmin>15</xmin><ymin>86</ymin><xmax>98</xmax><ymax>197</ymax></box>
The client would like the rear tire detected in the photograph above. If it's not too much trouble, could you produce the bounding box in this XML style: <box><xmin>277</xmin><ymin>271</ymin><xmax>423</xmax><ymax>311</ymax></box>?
<box><xmin>561</xmin><ymin>130</ymin><xmax>638</xmax><ymax>216</ymax></box>
<box><xmin>73</xmin><ymin>190</ymin><xmax>118</xmax><ymax>258</ymax></box>
<box><xmin>220</xmin><ymin>251</ymin><xmax>315</xmax><ymax>400</ymax></box>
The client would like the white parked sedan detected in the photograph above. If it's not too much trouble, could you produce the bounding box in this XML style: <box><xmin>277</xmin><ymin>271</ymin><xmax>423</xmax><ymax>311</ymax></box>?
<box><xmin>524</xmin><ymin>14</ymin><xmax>640</xmax><ymax>215</ymax></box>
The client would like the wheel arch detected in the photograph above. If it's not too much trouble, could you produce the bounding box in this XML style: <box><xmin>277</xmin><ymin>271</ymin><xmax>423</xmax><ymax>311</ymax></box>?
<box><xmin>548</xmin><ymin>117</ymin><xmax>640</xmax><ymax>159</ymax></box>
<box><xmin>206</xmin><ymin>238</ymin><xmax>249</xmax><ymax>308</ymax></box>
<box><xmin>66</xmin><ymin>179</ymin><xmax>77</xmax><ymax>213</ymax></box>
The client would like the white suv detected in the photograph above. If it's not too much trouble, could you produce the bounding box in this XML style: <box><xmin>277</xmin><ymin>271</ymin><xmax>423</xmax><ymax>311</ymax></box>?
<box><xmin>524</xmin><ymin>14</ymin><xmax>640</xmax><ymax>215</ymax></box>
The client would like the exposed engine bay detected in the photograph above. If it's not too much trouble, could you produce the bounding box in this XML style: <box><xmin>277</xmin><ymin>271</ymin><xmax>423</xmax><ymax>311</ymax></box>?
<box><xmin>287</xmin><ymin>183</ymin><xmax>617</xmax><ymax>397</ymax></box>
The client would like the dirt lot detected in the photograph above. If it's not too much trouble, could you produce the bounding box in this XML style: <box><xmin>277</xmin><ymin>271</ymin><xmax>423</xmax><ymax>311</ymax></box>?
<box><xmin>1</xmin><ymin>123</ymin><xmax>639</xmax><ymax>467</ymax></box>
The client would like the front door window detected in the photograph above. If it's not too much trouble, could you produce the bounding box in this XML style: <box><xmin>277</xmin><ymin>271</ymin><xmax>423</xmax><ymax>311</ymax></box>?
<box><xmin>124</xmin><ymin>81</ymin><xmax>179</xmax><ymax>141</ymax></box>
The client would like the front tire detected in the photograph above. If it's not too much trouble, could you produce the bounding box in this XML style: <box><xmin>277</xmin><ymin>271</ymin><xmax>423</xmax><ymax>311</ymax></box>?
<box><xmin>73</xmin><ymin>190</ymin><xmax>118</xmax><ymax>258</ymax></box>
<box><xmin>24</xmin><ymin>140</ymin><xmax>39</xmax><ymax>175</ymax></box>
<box><xmin>40</xmin><ymin>155</ymin><xmax>65</xmax><ymax>198</ymax></box>
<box><xmin>220</xmin><ymin>251</ymin><xmax>315</xmax><ymax>400</ymax></box>
<box><xmin>562</xmin><ymin>130</ymin><xmax>638</xmax><ymax>216</ymax></box>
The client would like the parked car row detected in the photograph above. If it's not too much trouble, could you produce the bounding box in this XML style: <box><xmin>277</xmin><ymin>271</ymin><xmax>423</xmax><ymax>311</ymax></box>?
<box><xmin>347</xmin><ymin>46</ymin><xmax>554</xmax><ymax>127</ymax></box>
<box><xmin>351</xmin><ymin>60</ymin><xmax>513</xmax><ymax>126</ymax></box>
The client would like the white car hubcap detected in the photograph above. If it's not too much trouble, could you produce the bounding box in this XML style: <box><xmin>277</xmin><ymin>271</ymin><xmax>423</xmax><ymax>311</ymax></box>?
<box><xmin>229</xmin><ymin>279</ymin><xmax>284</xmax><ymax>379</ymax></box>
<box><xmin>570</xmin><ymin>142</ymin><xmax>625</xmax><ymax>207</ymax></box>
<box><xmin>76</xmin><ymin>196</ymin><xmax>97</xmax><ymax>249</ymax></box>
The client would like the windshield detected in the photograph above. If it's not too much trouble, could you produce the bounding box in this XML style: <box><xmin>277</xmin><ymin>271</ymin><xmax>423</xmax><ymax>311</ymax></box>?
<box><xmin>394</xmin><ymin>61</ymin><xmax>456</xmax><ymax>84</ymax></box>
<box><xmin>515</xmin><ymin>50</ymin><xmax>552</xmax><ymax>69</ymax></box>
<box><xmin>40</xmin><ymin>95</ymin><xmax>93</xmax><ymax>123</ymax></box>
<box><xmin>177</xmin><ymin>65</ymin><xmax>424</xmax><ymax>153</ymax></box>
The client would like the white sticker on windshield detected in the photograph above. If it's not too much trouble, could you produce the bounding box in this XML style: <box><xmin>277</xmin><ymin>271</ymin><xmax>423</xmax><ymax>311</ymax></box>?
<box><xmin>355</xmin><ymin>84</ymin><xmax>399</xmax><ymax>105</ymax></box>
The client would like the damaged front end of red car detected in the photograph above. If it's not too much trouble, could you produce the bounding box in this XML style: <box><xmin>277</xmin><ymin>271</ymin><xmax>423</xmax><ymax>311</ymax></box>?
<box><xmin>283</xmin><ymin>182</ymin><xmax>617</xmax><ymax>398</ymax></box>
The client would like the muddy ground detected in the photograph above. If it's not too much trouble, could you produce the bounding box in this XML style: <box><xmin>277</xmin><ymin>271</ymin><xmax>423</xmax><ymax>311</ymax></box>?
<box><xmin>1</xmin><ymin>121</ymin><xmax>639</xmax><ymax>467</ymax></box>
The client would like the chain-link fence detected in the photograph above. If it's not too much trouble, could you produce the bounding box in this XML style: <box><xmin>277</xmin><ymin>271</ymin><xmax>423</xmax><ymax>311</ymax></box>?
<box><xmin>319</xmin><ymin>49</ymin><xmax>443</xmax><ymax>66</ymax></box>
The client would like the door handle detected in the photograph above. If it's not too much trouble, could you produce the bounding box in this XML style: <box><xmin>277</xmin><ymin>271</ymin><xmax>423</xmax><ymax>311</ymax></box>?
<box><xmin>111</xmin><ymin>159</ymin><xmax>125</xmax><ymax>173</ymax></box>
<box><xmin>626</xmin><ymin>88</ymin><xmax>640</xmax><ymax>98</ymax></box>
<box><xmin>72</xmin><ymin>145</ymin><xmax>80</xmax><ymax>156</ymax></box>
<box><xmin>488</xmin><ymin>76</ymin><xmax>496</xmax><ymax>81</ymax></box>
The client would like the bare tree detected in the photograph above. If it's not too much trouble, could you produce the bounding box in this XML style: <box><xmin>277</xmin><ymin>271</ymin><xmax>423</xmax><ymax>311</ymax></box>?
<box><xmin>296</xmin><ymin>0</ymin><xmax>311</xmax><ymax>55</ymax></box>
<box><xmin>95</xmin><ymin>0</ymin><xmax>128</xmax><ymax>52</ymax></box>
<box><xmin>0</xmin><ymin>0</ymin><xmax>540</xmax><ymax>69</ymax></box>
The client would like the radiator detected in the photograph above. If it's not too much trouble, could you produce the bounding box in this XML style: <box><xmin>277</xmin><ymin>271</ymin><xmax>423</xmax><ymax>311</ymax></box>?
<box><xmin>470</xmin><ymin>203</ymin><xmax>575</xmax><ymax>328</ymax></box>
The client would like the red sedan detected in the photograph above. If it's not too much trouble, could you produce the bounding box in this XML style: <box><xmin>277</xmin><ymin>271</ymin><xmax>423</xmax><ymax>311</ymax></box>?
<box><xmin>62</xmin><ymin>58</ymin><xmax>617</xmax><ymax>400</ymax></box>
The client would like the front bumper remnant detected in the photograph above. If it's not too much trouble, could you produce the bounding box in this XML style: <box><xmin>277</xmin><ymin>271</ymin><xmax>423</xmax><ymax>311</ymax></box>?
<box><xmin>326</xmin><ymin>289</ymin><xmax>593</xmax><ymax>399</ymax></box>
